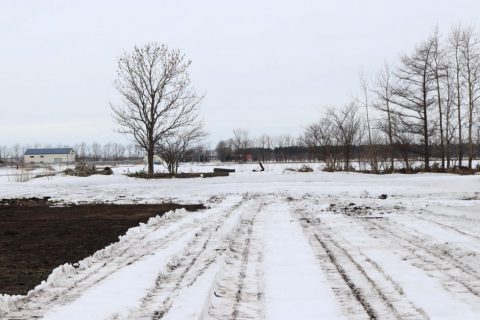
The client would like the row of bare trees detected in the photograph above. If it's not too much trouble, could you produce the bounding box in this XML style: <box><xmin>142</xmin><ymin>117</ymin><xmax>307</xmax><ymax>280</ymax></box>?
<box><xmin>370</xmin><ymin>25</ymin><xmax>480</xmax><ymax>170</ymax></box>
<box><xmin>301</xmin><ymin>25</ymin><xmax>480</xmax><ymax>172</ymax></box>
<box><xmin>216</xmin><ymin>129</ymin><xmax>310</xmax><ymax>162</ymax></box>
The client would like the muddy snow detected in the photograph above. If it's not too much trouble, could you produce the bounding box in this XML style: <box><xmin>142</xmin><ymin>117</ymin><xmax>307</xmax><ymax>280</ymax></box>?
<box><xmin>1</xmin><ymin>163</ymin><xmax>480</xmax><ymax>319</ymax></box>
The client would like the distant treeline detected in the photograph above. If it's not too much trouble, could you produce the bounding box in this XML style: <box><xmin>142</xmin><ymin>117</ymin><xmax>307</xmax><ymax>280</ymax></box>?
<box><xmin>0</xmin><ymin>142</ymin><xmax>142</xmax><ymax>163</ymax></box>
<box><xmin>0</xmin><ymin>142</ymin><xmax>211</xmax><ymax>164</ymax></box>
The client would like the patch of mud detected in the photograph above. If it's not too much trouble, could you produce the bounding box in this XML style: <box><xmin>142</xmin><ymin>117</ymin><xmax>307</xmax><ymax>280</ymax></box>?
<box><xmin>0</xmin><ymin>200</ymin><xmax>205</xmax><ymax>295</ymax></box>
<box><xmin>325</xmin><ymin>202</ymin><xmax>404</xmax><ymax>217</ymax></box>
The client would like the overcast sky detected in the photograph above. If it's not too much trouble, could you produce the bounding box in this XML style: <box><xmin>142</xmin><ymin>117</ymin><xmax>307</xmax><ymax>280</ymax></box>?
<box><xmin>1</xmin><ymin>0</ymin><xmax>480</xmax><ymax>147</ymax></box>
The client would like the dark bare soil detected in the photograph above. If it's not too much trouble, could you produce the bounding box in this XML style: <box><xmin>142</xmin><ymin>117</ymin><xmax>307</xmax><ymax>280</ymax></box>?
<box><xmin>0</xmin><ymin>198</ymin><xmax>205</xmax><ymax>295</ymax></box>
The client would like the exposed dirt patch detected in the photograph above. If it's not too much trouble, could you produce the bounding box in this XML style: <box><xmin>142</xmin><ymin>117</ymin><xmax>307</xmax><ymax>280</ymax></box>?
<box><xmin>0</xmin><ymin>199</ymin><xmax>205</xmax><ymax>295</ymax></box>
<box><xmin>325</xmin><ymin>202</ymin><xmax>404</xmax><ymax>217</ymax></box>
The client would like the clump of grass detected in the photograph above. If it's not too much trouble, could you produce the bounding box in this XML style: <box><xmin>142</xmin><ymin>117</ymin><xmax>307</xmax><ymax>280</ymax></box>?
<box><xmin>14</xmin><ymin>168</ymin><xmax>32</xmax><ymax>182</ymax></box>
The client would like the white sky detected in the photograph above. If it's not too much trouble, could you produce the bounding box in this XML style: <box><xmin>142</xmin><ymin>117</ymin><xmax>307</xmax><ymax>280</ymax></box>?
<box><xmin>1</xmin><ymin>0</ymin><xmax>480</xmax><ymax>147</ymax></box>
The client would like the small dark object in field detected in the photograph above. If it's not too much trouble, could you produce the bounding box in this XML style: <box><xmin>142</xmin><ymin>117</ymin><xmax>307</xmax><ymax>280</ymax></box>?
<box><xmin>202</xmin><ymin>172</ymin><xmax>229</xmax><ymax>178</ymax></box>
<box><xmin>379</xmin><ymin>194</ymin><xmax>388</xmax><ymax>200</ymax></box>
<box><xmin>213</xmin><ymin>168</ymin><xmax>235</xmax><ymax>173</ymax></box>
<box><xmin>175</xmin><ymin>173</ymin><xmax>202</xmax><ymax>178</ymax></box>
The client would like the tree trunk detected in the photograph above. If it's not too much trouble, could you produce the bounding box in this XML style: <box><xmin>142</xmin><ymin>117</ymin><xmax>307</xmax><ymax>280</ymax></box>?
<box><xmin>455</xmin><ymin>52</ymin><xmax>463</xmax><ymax>167</ymax></box>
<box><xmin>147</xmin><ymin>135</ymin><xmax>154</xmax><ymax>175</ymax></box>
<box><xmin>436</xmin><ymin>77</ymin><xmax>445</xmax><ymax>169</ymax></box>
<box><xmin>423</xmin><ymin>82</ymin><xmax>430</xmax><ymax>170</ymax></box>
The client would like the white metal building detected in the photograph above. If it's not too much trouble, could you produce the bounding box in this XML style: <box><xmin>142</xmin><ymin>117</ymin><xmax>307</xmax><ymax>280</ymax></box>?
<box><xmin>24</xmin><ymin>148</ymin><xmax>76</xmax><ymax>165</ymax></box>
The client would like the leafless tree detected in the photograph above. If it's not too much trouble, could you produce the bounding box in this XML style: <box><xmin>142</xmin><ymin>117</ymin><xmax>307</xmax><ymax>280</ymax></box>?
<box><xmin>12</xmin><ymin>143</ymin><xmax>22</xmax><ymax>162</ymax></box>
<box><xmin>358</xmin><ymin>70</ymin><xmax>376</xmax><ymax>170</ymax></box>
<box><xmin>91</xmin><ymin>142</ymin><xmax>102</xmax><ymax>162</ymax></box>
<box><xmin>460</xmin><ymin>27</ymin><xmax>480</xmax><ymax>168</ymax></box>
<box><xmin>232</xmin><ymin>128</ymin><xmax>250</xmax><ymax>161</ymax></box>
<box><xmin>443</xmin><ymin>64</ymin><xmax>459</xmax><ymax>168</ymax></box>
<box><xmin>328</xmin><ymin>103</ymin><xmax>364</xmax><ymax>171</ymax></box>
<box><xmin>449</xmin><ymin>26</ymin><xmax>466</xmax><ymax>166</ymax></box>
<box><xmin>429</xmin><ymin>28</ymin><xmax>448</xmax><ymax>169</ymax></box>
<box><xmin>111</xmin><ymin>43</ymin><xmax>202</xmax><ymax>175</ymax></box>
<box><xmin>258</xmin><ymin>134</ymin><xmax>272</xmax><ymax>162</ymax></box>
<box><xmin>303</xmin><ymin>118</ymin><xmax>338</xmax><ymax>167</ymax></box>
<box><xmin>391</xmin><ymin>38</ymin><xmax>437</xmax><ymax>170</ymax></box>
<box><xmin>76</xmin><ymin>142</ymin><xmax>87</xmax><ymax>160</ymax></box>
<box><xmin>156</xmin><ymin>121</ymin><xmax>206</xmax><ymax>174</ymax></box>
<box><xmin>216</xmin><ymin>139</ymin><xmax>234</xmax><ymax>162</ymax></box>
<box><xmin>373</xmin><ymin>61</ymin><xmax>395</xmax><ymax>169</ymax></box>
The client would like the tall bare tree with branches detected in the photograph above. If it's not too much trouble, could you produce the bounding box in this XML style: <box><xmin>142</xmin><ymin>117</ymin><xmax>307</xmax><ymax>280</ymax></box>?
<box><xmin>111</xmin><ymin>43</ymin><xmax>202</xmax><ymax>175</ymax></box>
<box><xmin>373</xmin><ymin>61</ymin><xmax>396</xmax><ymax>170</ymax></box>
<box><xmin>391</xmin><ymin>39</ymin><xmax>437</xmax><ymax>169</ymax></box>
<box><xmin>460</xmin><ymin>27</ymin><xmax>480</xmax><ymax>168</ymax></box>
<box><xmin>449</xmin><ymin>27</ymin><xmax>466</xmax><ymax>166</ymax></box>
<box><xmin>428</xmin><ymin>28</ymin><xmax>447</xmax><ymax>168</ymax></box>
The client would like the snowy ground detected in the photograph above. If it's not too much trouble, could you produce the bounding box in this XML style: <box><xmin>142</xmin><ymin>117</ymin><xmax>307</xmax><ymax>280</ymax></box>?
<box><xmin>1</xmin><ymin>162</ymin><xmax>480</xmax><ymax>319</ymax></box>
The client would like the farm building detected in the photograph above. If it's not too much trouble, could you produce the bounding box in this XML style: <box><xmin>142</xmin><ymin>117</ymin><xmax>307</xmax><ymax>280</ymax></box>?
<box><xmin>24</xmin><ymin>148</ymin><xmax>76</xmax><ymax>165</ymax></box>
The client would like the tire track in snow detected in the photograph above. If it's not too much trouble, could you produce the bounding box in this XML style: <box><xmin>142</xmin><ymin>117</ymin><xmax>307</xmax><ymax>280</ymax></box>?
<box><xmin>413</xmin><ymin>212</ymin><xmax>480</xmax><ymax>241</ymax></box>
<box><xmin>125</xmin><ymin>193</ymin><xmax>262</xmax><ymax>319</ymax></box>
<box><xmin>365</xmin><ymin>218</ymin><xmax>480</xmax><ymax>298</ymax></box>
<box><xmin>291</xmin><ymin>199</ymin><xmax>428</xmax><ymax>320</ymax></box>
<box><xmin>3</xmin><ymin>195</ymin><xmax>243</xmax><ymax>319</ymax></box>
<box><xmin>206</xmin><ymin>201</ymin><xmax>265</xmax><ymax>320</ymax></box>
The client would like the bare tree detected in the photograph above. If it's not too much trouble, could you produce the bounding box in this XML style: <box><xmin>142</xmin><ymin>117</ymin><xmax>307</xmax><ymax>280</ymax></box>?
<box><xmin>460</xmin><ymin>27</ymin><xmax>480</xmax><ymax>168</ymax></box>
<box><xmin>156</xmin><ymin>122</ymin><xmax>206</xmax><ymax>174</ymax></box>
<box><xmin>111</xmin><ymin>43</ymin><xmax>202</xmax><ymax>175</ymax></box>
<box><xmin>373</xmin><ymin>61</ymin><xmax>395</xmax><ymax>169</ymax></box>
<box><xmin>12</xmin><ymin>143</ymin><xmax>22</xmax><ymax>162</ymax></box>
<box><xmin>232</xmin><ymin>129</ymin><xmax>250</xmax><ymax>161</ymax></box>
<box><xmin>358</xmin><ymin>68</ymin><xmax>379</xmax><ymax>171</ymax></box>
<box><xmin>444</xmin><ymin>64</ymin><xmax>459</xmax><ymax>168</ymax></box>
<box><xmin>216</xmin><ymin>140</ymin><xmax>233</xmax><ymax>162</ymax></box>
<box><xmin>91</xmin><ymin>142</ymin><xmax>102</xmax><ymax>162</ymax></box>
<box><xmin>449</xmin><ymin>26</ymin><xmax>465</xmax><ymax>166</ymax></box>
<box><xmin>391</xmin><ymin>39</ymin><xmax>437</xmax><ymax>170</ymax></box>
<box><xmin>328</xmin><ymin>103</ymin><xmax>363</xmax><ymax>171</ymax></box>
<box><xmin>77</xmin><ymin>142</ymin><xmax>87</xmax><ymax>161</ymax></box>
<box><xmin>303</xmin><ymin>118</ymin><xmax>338</xmax><ymax>167</ymax></box>
<box><xmin>429</xmin><ymin>28</ymin><xmax>448</xmax><ymax>169</ymax></box>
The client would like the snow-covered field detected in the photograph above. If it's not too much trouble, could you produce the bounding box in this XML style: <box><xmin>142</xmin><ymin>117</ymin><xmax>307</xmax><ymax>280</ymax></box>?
<box><xmin>1</xmin><ymin>162</ymin><xmax>480</xmax><ymax>319</ymax></box>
